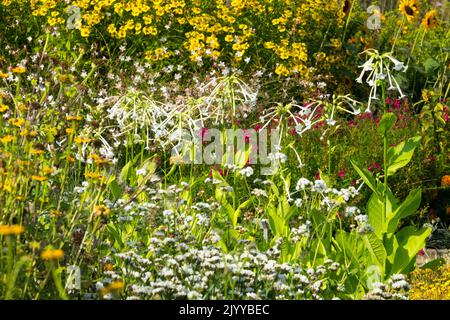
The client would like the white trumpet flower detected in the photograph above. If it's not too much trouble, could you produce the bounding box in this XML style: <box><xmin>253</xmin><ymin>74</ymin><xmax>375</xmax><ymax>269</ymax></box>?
<box><xmin>356</xmin><ymin>49</ymin><xmax>408</xmax><ymax>113</ymax></box>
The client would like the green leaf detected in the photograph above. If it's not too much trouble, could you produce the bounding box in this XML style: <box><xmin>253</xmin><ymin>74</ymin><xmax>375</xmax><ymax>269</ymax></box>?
<box><xmin>387</xmin><ymin>136</ymin><xmax>421</xmax><ymax>176</ymax></box>
<box><xmin>377</xmin><ymin>113</ymin><xmax>397</xmax><ymax>134</ymax></box>
<box><xmin>335</xmin><ymin>230</ymin><xmax>365</xmax><ymax>267</ymax></box>
<box><xmin>386</xmin><ymin>189</ymin><xmax>422</xmax><ymax>233</ymax></box>
<box><xmin>108</xmin><ymin>177</ymin><xmax>122</xmax><ymax>200</ymax></box>
<box><xmin>232</xmin><ymin>198</ymin><xmax>253</xmax><ymax>226</ymax></box>
<box><xmin>420</xmin><ymin>258</ymin><xmax>446</xmax><ymax>271</ymax></box>
<box><xmin>350</xmin><ymin>160</ymin><xmax>378</xmax><ymax>195</ymax></box>
<box><xmin>363</xmin><ymin>233</ymin><xmax>386</xmax><ymax>274</ymax></box>
<box><xmin>391</xmin><ymin>226</ymin><xmax>432</xmax><ymax>274</ymax></box>
<box><xmin>423</xmin><ymin>57</ymin><xmax>439</xmax><ymax>75</ymax></box>
<box><xmin>267</xmin><ymin>203</ymin><xmax>288</xmax><ymax>237</ymax></box>
<box><xmin>367</xmin><ymin>192</ymin><xmax>384</xmax><ymax>238</ymax></box>
<box><xmin>384</xmin><ymin>234</ymin><xmax>399</xmax><ymax>275</ymax></box>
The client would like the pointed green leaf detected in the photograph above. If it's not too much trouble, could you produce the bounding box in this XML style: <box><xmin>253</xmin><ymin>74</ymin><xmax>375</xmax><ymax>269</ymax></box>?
<box><xmin>367</xmin><ymin>192</ymin><xmax>384</xmax><ymax>238</ymax></box>
<box><xmin>387</xmin><ymin>136</ymin><xmax>421</xmax><ymax>176</ymax></box>
<box><xmin>391</xmin><ymin>226</ymin><xmax>432</xmax><ymax>274</ymax></box>
<box><xmin>377</xmin><ymin>113</ymin><xmax>397</xmax><ymax>135</ymax></box>
<box><xmin>363</xmin><ymin>233</ymin><xmax>386</xmax><ymax>274</ymax></box>
<box><xmin>386</xmin><ymin>189</ymin><xmax>422</xmax><ymax>233</ymax></box>
<box><xmin>351</xmin><ymin>160</ymin><xmax>378</xmax><ymax>195</ymax></box>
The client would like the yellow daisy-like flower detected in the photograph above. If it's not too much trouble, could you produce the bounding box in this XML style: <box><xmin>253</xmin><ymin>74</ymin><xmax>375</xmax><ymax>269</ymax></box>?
<box><xmin>74</xmin><ymin>136</ymin><xmax>92</xmax><ymax>144</ymax></box>
<box><xmin>422</xmin><ymin>10</ymin><xmax>438</xmax><ymax>31</ymax></box>
<box><xmin>11</xmin><ymin>66</ymin><xmax>26</xmax><ymax>73</ymax></box>
<box><xmin>42</xmin><ymin>166</ymin><xmax>56</xmax><ymax>175</ymax></box>
<box><xmin>66</xmin><ymin>115</ymin><xmax>82</xmax><ymax>121</ymax></box>
<box><xmin>41</xmin><ymin>248</ymin><xmax>64</xmax><ymax>261</ymax></box>
<box><xmin>275</xmin><ymin>64</ymin><xmax>290</xmax><ymax>77</ymax></box>
<box><xmin>31</xmin><ymin>175</ymin><xmax>48</xmax><ymax>182</ymax></box>
<box><xmin>0</xmin><ymin>104</ymin><xmax>9</xmax><ymax>112</ymax></box>
<box><xmin>0</xmin><ymin>224</ymin><xmax>25</xmax><ymax>236</ymax></box>
<box><xmin>0</xmin><ymin>135</ymin><xmax>16</xmax><ymax>144</ymax></box>
<box><xmin>93</xmin><ymin>204</ymin><xmax>111</xmax><ymax>217</ymax></box>
<box><xmin>399</xmin><ymin>0</ymin><xmax>419</xmax><ymax>22</ymax></box>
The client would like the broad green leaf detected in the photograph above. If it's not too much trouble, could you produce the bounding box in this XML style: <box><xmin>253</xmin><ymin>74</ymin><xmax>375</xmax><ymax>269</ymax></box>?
<box><xmin>391</xmin><ymin>226</ymin><xmax>432</xmax><ymax>274</ymax></box>
<box><xmin>280</xmin><ymin>238</ymin><xmax>290</xmax><ymax>262</ymax></box>
<box><xmin>367</xmin><ymin>192</ymin><xmax>384</xmax><ymax>238</ymax></box>
<box><xmin>423</xmin><ymin>57</ymin><xmax>439</xmax><ymax>75</ymax></box>
<box><xmin>350</xmin><ymin>160</ymin><xmax>378</xmax><ymax>195</ymax></box>
<box><xmin>384</xmin><ymin>234</ymin><xmax>399</xmax><ymax>276</ymax></box>
<box><xmin>363</xmin><ymin>233</ymin><xmax>386</xmax><ymax>274</ymax></box>
<box><xmin>387</xmin><ymin>136</ymin><xmax>421</xmax><ymax>176</ymax></box>
<box><xmin>334</xmin><ymin>230</ymin><xmax>365</xmax><ymax>268</ymax></box>
<box><xmin>108</xmin><ymin>177</ymin><xmax>122</xmax><ymax>200</ymax></box>
<box><xmin>377</xmin><ymin>113</ymin><xmax>397</xmax><ymax>134</ymax></box>
<box><xmin>420</xmin><ymin>258</ymin><xmax>446</xmax><ymax>271</ymax></box>
<box><xmin>267</xmin><ymin>204</ymin><xmax>288</xmax><ymax>237</ymax></box>
<box><xmin>232</xmin><ymin>197</ymin><xmax>253</xmax><ymax>226</ymax></box>
<box><xmin>386</xmin><ymin>189</ymin><xmax>421</xmax><ymax>233</ymax></box>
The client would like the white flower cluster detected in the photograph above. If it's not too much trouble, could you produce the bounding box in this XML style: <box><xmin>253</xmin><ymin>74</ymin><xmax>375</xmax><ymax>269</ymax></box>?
<box><xmin>364</xmin><ymin>274</ymin><xmax>410</xmax><ymax>300</ymax></box>
<box><xmin>356</xmin><ymin>49</ymin><xmax>408</xmax><ymax>113</ymax></box>
<box><xmin>94</xmin><ymin>232</ymin><xmax>343</xmax><ymax>300</ymax></box>
<box><xmin>354</xmin><ymin>214</ymin><xmax>374</xmax><ymax>234</ymax></box>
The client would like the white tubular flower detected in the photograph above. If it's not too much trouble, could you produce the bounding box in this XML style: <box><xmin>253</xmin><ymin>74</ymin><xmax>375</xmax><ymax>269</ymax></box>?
<box><xmin>356</xmin><ymin>49</ymin><xmax>408</xmax><ymax>112</ymax></box>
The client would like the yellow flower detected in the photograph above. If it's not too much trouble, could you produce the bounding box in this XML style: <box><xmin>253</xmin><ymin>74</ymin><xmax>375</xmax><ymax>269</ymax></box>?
<box><xmin>30</xmin><ymin>148</ymin><xmax>45</xmax><ymax>155</ymax></box>
<box><xmin>399</xmin><ymin>0</ymin><xmax>419</xmax><ymax>22</ymax></box>
<box><xmin>80</xmin><ymin>27</ymin><xmax>90</xmax><ymax>37</ymax></box>
<box><xmin>74</xmin><ymin>136</ymin><xmax>92</xmax><ymax>144</ymax></box>
<box><xmin>31</xmin><ymin>175</ymin><xmax>48</xmax><ymax>182</ymax></box>
<box><xmin>50</xmin><ymin>210</ymin><xmax>64</xmax><ymax>217</ymax></box>
<box><xmin>442</xmin><ymin>175</ymin><xmax>450</xmax><ymax>187</ymax></box>
<box><xmin>275</xmin><ymin>64</ymin><xmax>290</xmax><ymax>77</ymax></box>
<box><xmin>66</xmin><ymin>128</ymin><xmax>74</xmax><ymax>135</ymax></box>
<box><xmin>422</xmin><ymin>10</ymin><xmax>438</xmax><ymax>31</ymax></box>
<box><xmin>410</xmin><ymin>265</ymin><xmax>450</xmax><ymax>300</ymax></box>
<box><xmin>0</xmin><ymin>104</ymin><xmax>8</xmax><ymax>113</ymax></box>
<box><xmin>90</xmin><ymin>154</ymin><xmax>111</xmax><ymax>166</ymax></box>
<box><xmin>41</xmin><ymin>248</ymin><xmax>64</xmax><ymax>261</ymax></box>
<box><xmin>0</xmin><ymin>71</ymin><xmax>8</xmax><ymax>78</ymax></box>
<box><xmin>0</xmin><ymin>135</ymin><xmax>16</xmax><ymax>144</ymax></box>
<box><xmin>9</xmin><ymin>118</ymin><xmax>24</xmax><ymax>127</ymax></box>
<box><xmin>108</xmin><ymin>281</ymin><xmax>124</xmax><ymax>291</ymax></box>
<box><xmin>66</xmin><ymin>115</ymin><xmax>82</xmax><ymax>121</ymax></box>
<box><xmin>225</xmin><ymin>35</ymin><xmax>234</xmax><ymax>43</ymax></box>
<box><xmin>42</xmin><ymin>166</ymin><xmax>56</xmax><ymax>175</ymax></box>
<box><xmin>0</xmin><ymin>224</ymin><xmax>25</xmax><ymax>236</ymax></box>
<box><xmin>93</xmin><ymin>204</ymin><xmax>110</xmax><ymax>217</ymax></box>
<box><xmin>11</xmin><ymin>66</ymin><xmax>26</xmax><ymax>73</ymax></box>
<box><xmin>85</xmin><ymin>171</ymin><xmax>103</xmax><ymax>180</ymax></box>
<box><xmin>101</xmin><ymin>280</ymin><xmax>124</xmax><ymax>296</ymax></box>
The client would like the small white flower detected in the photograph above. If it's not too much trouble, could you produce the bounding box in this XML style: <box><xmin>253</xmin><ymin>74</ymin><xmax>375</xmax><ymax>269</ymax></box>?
<box><xmin>296</xmin><ymin>178</ymin><xmax>312</xmax><ymax>190</ymax></box>
<box><xmin>239</xmin><ymin>166</ymin><xmax>254</xmax><ymax>177</ymax></box>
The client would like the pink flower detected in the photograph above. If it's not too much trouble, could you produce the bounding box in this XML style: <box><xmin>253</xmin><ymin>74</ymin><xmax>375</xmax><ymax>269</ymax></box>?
<box><xmin>368</xmin><ymin>162</ymin><xmax>381</xmax><ymax>172</ymax></box>
<box><xmin>242</xmin><ymin>129</ymin><xmax>251</xmax><ymax>143</ymax></box>
<box><xmin>418</xmin><ymin>248</ymin><xmax>425</xmax><ymax>256</ymax></box>
<box><xmin>338</xmin><ymin>169</ymin><xmax>345</xmax><ymax>178</ymax></box>
<box><xmin>199</xmin><ymin>128</ymin><xmax>208</xmax><ymax>140</ymax></box>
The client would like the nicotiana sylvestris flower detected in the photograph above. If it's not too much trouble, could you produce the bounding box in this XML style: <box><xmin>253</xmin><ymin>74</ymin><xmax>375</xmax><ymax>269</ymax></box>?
<box><xmin>356</xmin><ymin>49</ymin><xmax>408</xmax><ymax>113</ymax></box>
